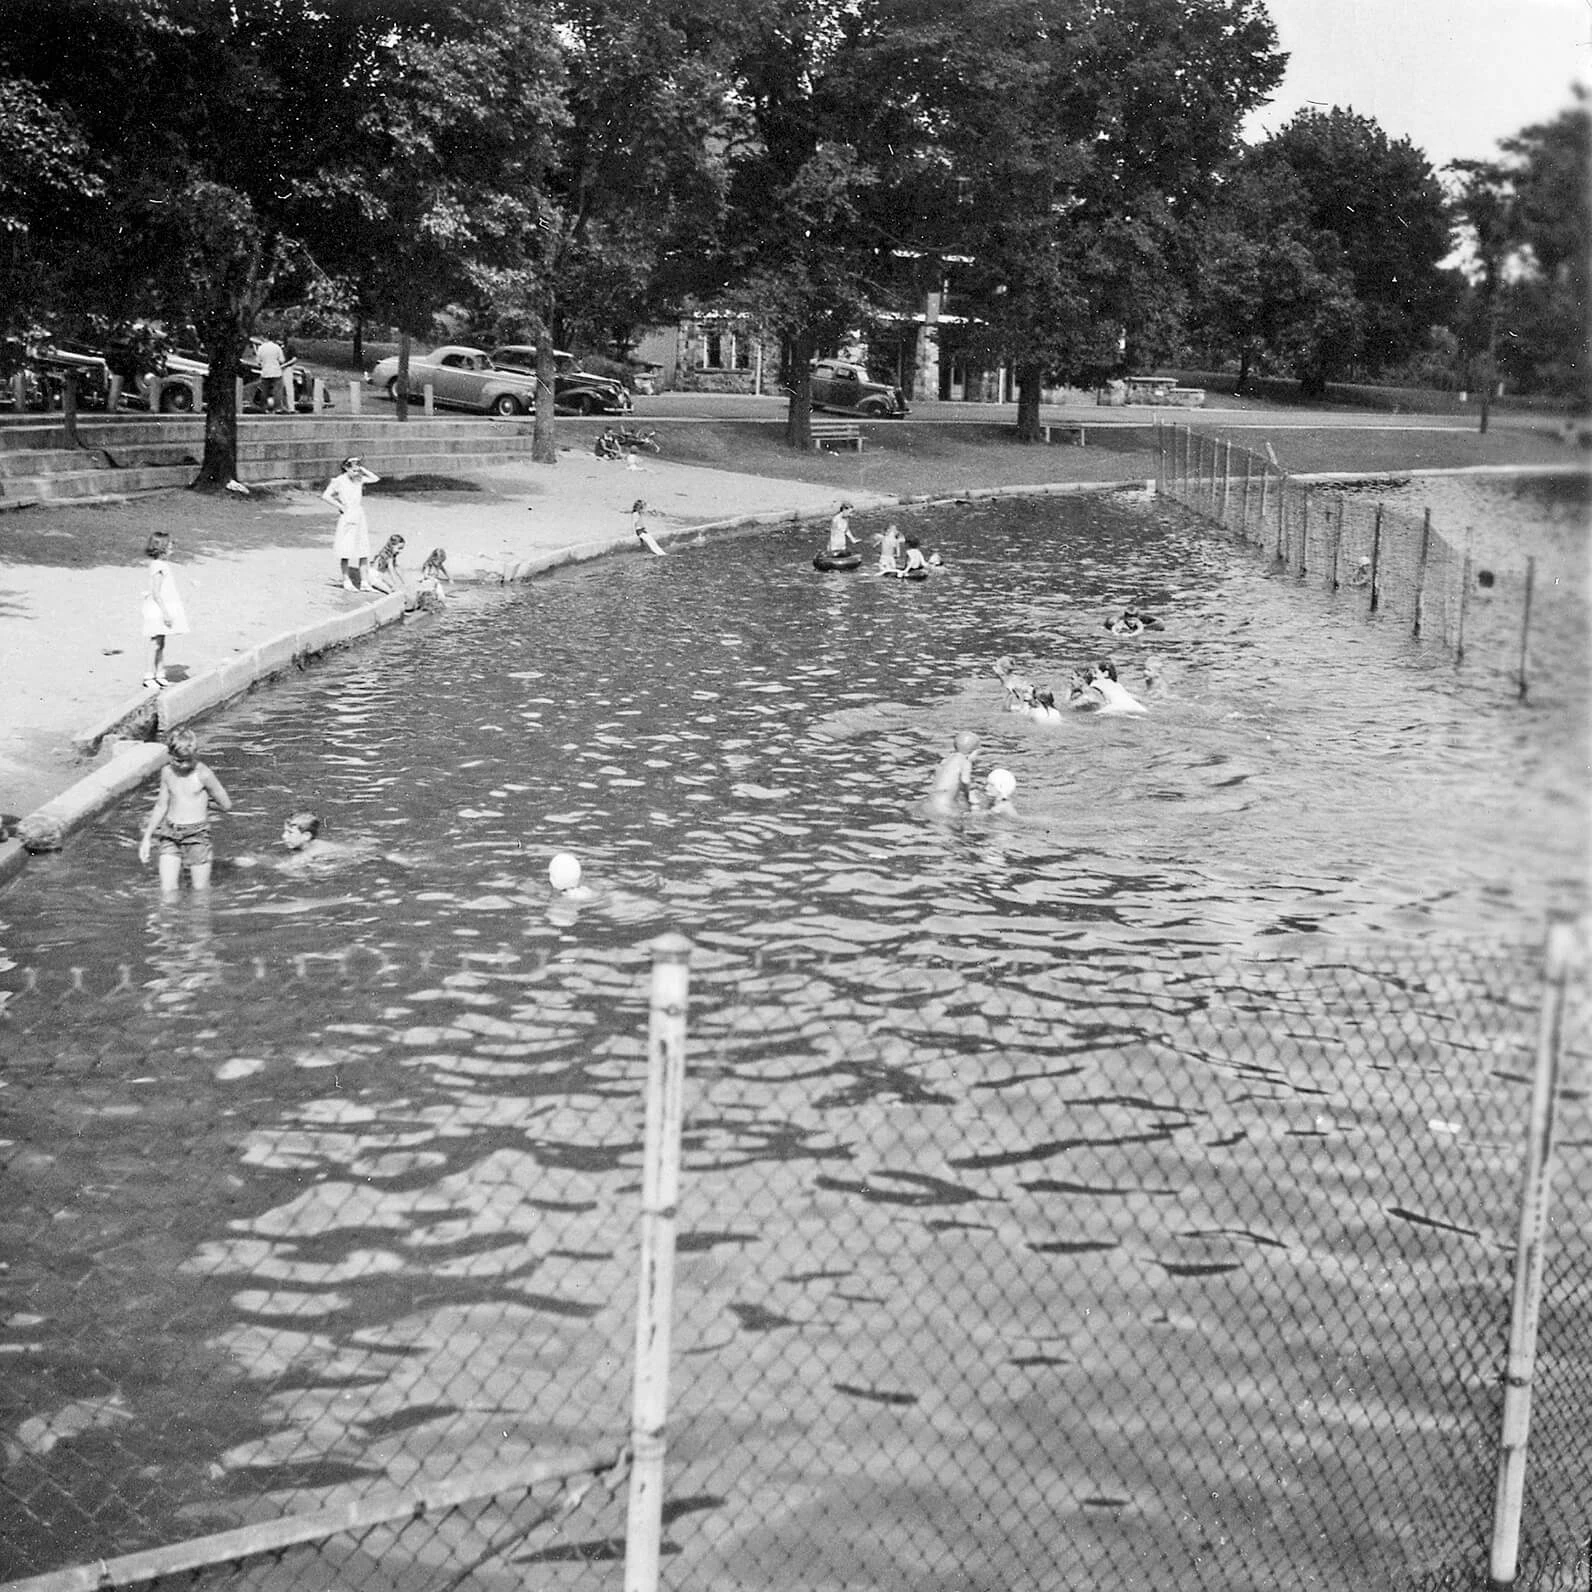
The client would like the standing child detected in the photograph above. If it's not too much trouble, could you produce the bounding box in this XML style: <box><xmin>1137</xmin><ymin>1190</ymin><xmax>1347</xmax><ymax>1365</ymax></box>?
<box><xmin>138</xmin><ymin>727</ymin><xmax>232</xmax><ymax>892</ymax></box>
<box><xmin>322</xmin><ymin>456</ymin><xmax>381</xmax><ymax>591</ymax></box>
<box><xmin>140</xmin><ymin>530</ymin><xmax>189</xmax><ymax>690</ymax></box>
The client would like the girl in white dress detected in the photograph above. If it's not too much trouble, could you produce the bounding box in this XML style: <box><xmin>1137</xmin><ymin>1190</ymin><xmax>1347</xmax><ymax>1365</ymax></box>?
<box><xmin>140</xmin><ymin>529</ymin><xmax>189</xmax><ymax>688</ymax></box>
<box><xmin>322</xmin><ymin>456</ymin><xmax>381</xmax><ymax>590</ymax></box>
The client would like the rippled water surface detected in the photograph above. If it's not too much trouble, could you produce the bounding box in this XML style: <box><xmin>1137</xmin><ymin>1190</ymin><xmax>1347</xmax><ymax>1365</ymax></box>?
<box><xmin>5</xmin><ymin>481</ymin><xmax>1585</xmax><ymax>980</ymax></box>
<box><xmin>1</xmin><ymin>482</ymin><xmax>1586</xmax><ymax>1585</ymax></box>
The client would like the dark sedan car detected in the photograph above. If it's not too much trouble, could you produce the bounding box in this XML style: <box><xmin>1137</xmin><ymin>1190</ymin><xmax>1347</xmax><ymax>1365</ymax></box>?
<box><xmin>488</xmin><ymin>347</ymin><xmax>632</xmax><ymax>416</ymax></box>
<box><xmin>810</xmin><ymin>359</ymin><xmax>909</xmax><ymax>418</ymax></box>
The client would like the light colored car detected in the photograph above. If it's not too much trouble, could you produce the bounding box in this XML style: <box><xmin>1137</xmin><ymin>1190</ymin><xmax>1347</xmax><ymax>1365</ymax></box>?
<box><xmin>366</xmin><ymin>345</ymin><xmax>540</xmax><ymax>417</ymax></box>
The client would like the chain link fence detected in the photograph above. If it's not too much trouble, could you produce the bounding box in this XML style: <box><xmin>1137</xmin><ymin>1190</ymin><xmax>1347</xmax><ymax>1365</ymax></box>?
<box><xmin>1155</xmin><ymin>425</ymin><xmax>1578</xmax><ymax>700</ymax></box>
<box><xmin>2</xmin><ymin>934</ymin><xmax>1588</xmax><ymax>1591</ymax></box>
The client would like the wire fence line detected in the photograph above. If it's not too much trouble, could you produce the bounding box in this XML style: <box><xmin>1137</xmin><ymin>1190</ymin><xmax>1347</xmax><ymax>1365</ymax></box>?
<box><xmin>1</xmin><ymin>932</ymin><xmax>1589</xmax><ymax>1591</ymax></box>
<box><xmin>1153</xmin><ymin>424</ymin><xmax>1573</xmax><ymax>701</ymax></box>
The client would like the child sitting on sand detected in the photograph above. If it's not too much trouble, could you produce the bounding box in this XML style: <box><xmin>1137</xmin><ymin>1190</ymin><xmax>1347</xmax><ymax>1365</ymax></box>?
<box><xmin>367</xmin><ymin>534</ymin><xmax>407</xmax><ymax>596</ymax></box>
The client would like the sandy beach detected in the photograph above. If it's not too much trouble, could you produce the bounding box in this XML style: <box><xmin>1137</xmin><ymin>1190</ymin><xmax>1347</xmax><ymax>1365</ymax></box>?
<box><xmin>0</xmin><ymin>449</ymin><xmax>884</xmax><ymax>828</ymax></box>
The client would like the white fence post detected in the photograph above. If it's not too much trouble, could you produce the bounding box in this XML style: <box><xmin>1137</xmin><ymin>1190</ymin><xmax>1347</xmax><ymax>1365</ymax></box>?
<box><xmin>624</xmin><ymin>933</ymin><xmax>692</xmax><ymax>1592</ymax></box>
<box><xmin>1488</xmin><ymin>920</ymin><xmax>1577</xmax><ymax>1587</ymax></box>
<box><xmin>348</xmin><ymin>381</ymin><xmax>362</xmax><ymax>416</ymax></box>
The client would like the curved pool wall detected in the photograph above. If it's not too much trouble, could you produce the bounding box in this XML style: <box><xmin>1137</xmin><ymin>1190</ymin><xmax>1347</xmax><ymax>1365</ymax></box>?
<box><xmin>0</xmin><ymin>479</ymin><xmax>1586</xmax><ymax>1585</ymax></box>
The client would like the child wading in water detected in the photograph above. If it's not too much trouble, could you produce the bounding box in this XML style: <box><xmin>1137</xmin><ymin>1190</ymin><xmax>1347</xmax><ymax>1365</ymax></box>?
<box><xmin>140</xmin><ymin>529</ymin><xmax>189</xmax><ymax>689</ymax></box>
<box><xmin>416</xmin><ymin>548</ymin><xmax>451</xmax><ymax>608</ymax></box>
<box><xmin>922</xmin><ymin>730</ymin><xmax>980</xmax><ymax>817</ymax></box>
<box><xmin>138</xmin><ymin>727</ymin><xmax>232</xmax><ymax>892</ymax></box>
<box><xmin>630</xmin><ymin>500</ymin><xmax>666</xmax><ymax>556</ymax></box>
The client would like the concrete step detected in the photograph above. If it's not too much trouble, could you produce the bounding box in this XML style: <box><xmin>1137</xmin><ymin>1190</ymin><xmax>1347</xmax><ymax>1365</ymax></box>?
<box><xmin>1</xmin><ymin>463</ymin><xmax>196</xmax><ymax>504</ymax></box>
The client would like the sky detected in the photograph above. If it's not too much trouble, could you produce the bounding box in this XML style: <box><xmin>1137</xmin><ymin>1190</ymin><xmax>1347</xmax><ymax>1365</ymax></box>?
<box><xmin>1241</xmin><ymin>0</ymin><xmax>1590</xmax><ymax>170</ymax></box>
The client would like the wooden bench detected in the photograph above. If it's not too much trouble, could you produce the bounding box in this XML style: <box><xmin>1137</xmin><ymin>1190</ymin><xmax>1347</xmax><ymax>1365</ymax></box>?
<box><xmin>1043</xmin><ymin>423</ymin><xmax>1089</xmax><ymax>446</ymax></box>
<box><xmin>810</xmin><ymin>418</ymin><xmax>863</xmax><ymax>452</ymax></box>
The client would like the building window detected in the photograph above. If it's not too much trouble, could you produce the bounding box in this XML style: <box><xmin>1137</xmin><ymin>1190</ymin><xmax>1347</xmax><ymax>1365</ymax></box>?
<box><xmin>701</xmin><ymin>329</ymin><xmax>743</xmax><ymax>370</ymax></box>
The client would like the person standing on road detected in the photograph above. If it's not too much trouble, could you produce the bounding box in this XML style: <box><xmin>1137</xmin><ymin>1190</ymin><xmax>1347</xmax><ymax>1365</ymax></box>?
<box><xmin>322</xmin><ymin>456</ymin><xmax>381</xmax><ymax>591</ymax></box>
<box><xmin>255</xmin><ymin>335</ymin><xmax>289</xmax><ymax>413</ymax></box>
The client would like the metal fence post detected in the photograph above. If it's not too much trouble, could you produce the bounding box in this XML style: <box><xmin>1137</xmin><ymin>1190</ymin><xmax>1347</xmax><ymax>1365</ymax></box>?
<box><xmin>1517</xmin><ymin>558</ymin><xmax>1536</xmax><ymax>702</ymax></box>
<box><xmin>1330</xmin><ymin>497</ymin><xmax>1344</xmax><ymax>590</ymax></box>
<box><xmin>1219</xmin><ymin>438</ymin><xmax>1231</xmax><ymax>526</ymax></box>
<box><xmin>1369</xmin><ymin>505</ymin><xmax>1384</xmax><ymax>614</ymax></box>
<box><xmin>625</xmin><ymin>933</ymin><xmax>693</xmax><ymax>1592</ymax></box>
<box><xmin>1488</xmin><ymin>920</ymin><xmax>1577</xmax><ymax>1587</ymax></box>
<box><xmin>1457</xmin><ymin>538</ymin><xmax>1473</xmax><ymax>663</ymax></box>
<box><xmin>1257</xmin><ymin>467</ymin><xmax>1269</xmax><ymax>547</ymax></box>
<box><xmin>1240</xmin><ymin>453</ymin><xmax>1252</xmax><ymax>539</ymax></box>
<box><xmin>1413</xmin><ymin>508</ymin><xmax>1433</xmax><ymax>638</ymax></box>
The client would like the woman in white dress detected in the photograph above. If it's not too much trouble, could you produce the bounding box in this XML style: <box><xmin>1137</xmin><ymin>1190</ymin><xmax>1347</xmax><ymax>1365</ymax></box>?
<box><xmin>322</xmin><ymin>456</ymin><xmax>381</xmax><ymax>590</ymax></box>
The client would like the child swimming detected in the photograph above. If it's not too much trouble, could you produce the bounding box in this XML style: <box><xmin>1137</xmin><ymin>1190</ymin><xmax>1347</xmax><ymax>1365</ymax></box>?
<box><xmin>1086</xmin><ymin>659</ymin><xmax>1149</xmax><ymax>715</ymax></box>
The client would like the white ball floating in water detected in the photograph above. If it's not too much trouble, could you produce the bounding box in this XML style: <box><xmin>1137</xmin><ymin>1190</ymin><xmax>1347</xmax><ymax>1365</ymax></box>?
<box><xmin>549</xmin><ymin>853</ymin><xmax>582</xmax><ymax>892</ymax></box>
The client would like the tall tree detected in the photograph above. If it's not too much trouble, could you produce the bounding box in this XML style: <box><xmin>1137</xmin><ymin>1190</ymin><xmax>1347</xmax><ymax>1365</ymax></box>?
<box><xmin>1247</xmin><ymin>107</ymin><xmax>1452</xmax><ymax>394</ymax></box>
<box><xmin>707</xmin><ymin>0</ymin><xmax>1013</xmax><ymax>447</ymax></box>
<box><xmin>492</xmin><ymin>0</ymin><xmax>736</xmax><ymax>462</ymax></box>
<box><xmin>1452</xmin><ymin>95</ymin><xmax>1590</xmax><ymax>405</ymax></box>
<box><xmin>1185</xmin><ymin>161</ymin><xmax>1362</xmax><ymax>392</ymax></box>
<box><xmin>934</xmin><ymin>0</ymin><xmax>1285</xmax><ymax>438</ymax></box>
<box><xmin>1</xmin><ymin>0</ymin><xmax>564</xmax><ymax>487</ymax></box>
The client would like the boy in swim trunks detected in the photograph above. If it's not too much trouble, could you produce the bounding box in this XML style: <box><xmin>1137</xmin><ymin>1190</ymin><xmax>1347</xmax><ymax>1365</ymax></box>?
<box><xmin>138</xmin><ymin>727</ymin><xmax>232</xmax><ymax>892</ymax></box>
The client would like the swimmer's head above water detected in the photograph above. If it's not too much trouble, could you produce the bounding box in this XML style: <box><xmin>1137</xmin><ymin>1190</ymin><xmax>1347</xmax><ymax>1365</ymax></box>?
<box><xmin>986</xmin><ymin>768</ymin><xmax>1016</xmax><ymax>801</ymax></box>
<box><xmin>954</xmin><ymin>731</ymin><xmax>980</xmax><ymax>755</ymax></box>
<box><xmin>283</xmin><ymin>811</ymin><xmax>322</xmax><ymax>849</ymax></box>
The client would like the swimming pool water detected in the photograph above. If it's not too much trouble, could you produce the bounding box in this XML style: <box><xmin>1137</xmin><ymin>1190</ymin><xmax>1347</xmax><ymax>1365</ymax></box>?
<box><xmin>1</xmin><ymin>483</ymin><xmax>1586</xmax><ymax>1585</ymax></box>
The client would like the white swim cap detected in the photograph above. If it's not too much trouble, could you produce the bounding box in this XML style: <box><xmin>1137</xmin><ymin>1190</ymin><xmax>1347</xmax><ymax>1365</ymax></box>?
<box><xmin>987</xmin><ymin>768</ymin><xmax>1016</xmax><ymax>800</ymax></box>
<box><xmin>548</xmin><ymin>853</ymin><xmax>582</xmax><ymax>891</ymax></box>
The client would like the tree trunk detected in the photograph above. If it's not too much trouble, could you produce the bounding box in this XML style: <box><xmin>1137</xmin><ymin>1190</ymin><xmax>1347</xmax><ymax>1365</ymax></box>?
<box><xmin>785</xmin><ymin>327</ymin><xmax>816</xmax><ymax>449</ymax></box>
<box><xmin>352</xmin><ymin>316</ymin><xmax>364</xmax><ymax>370</ymax></box>
<box><xmin>531</xmin><ymin>289</ymin><xmax>558</xmax><ymax>464</ymax></box>
<box><xmin>191</xmin><ymin>325</ymin><xmax>248</xmax><ymax>490</ymax></box>
<box><xmin>1015</xmin><ymin>364</ymin><xmax>1043</xmax><ymax>442</ymax></box>
<box><xmin>396</xmin><ymin>331</ymin><xmax>411</xmax><ymax>424</ymax></box>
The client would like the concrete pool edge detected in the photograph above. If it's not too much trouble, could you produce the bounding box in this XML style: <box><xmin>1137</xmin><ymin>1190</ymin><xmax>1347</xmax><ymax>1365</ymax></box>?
<box><xmin>0</xmin><ymin>479</ymin><xmax>1151</xmax><ymax>891</ymax></box>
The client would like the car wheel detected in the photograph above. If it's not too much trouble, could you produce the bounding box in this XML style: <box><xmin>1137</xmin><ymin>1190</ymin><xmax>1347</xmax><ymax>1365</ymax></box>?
<box><xmin>491</xmin><ymin>393</ymin><xmax>525</xmax><ymax>418</ymax></box>
<box><xmin>384</xmin><ymin>378</ymin><xmax>405</xmax><ymax>405</ymax></box>
<box><xmin>161</xmin><ymin>384</ymin><xmax>195</xmax><ymax>413</ymax></box>
<box><xmin>859</xmin><ymin>400</ymin><xmax>890</xmax><ymax>417</ymax></box>
<box><xmin>567</xmin><ymin>393</ymin><xmax>598</xmax><ymax>416</ymax></box>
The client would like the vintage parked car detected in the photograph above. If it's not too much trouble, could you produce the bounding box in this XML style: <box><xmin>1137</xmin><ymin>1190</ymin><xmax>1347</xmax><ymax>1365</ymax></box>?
<box><xmin>0</xmin><ymin>336</ymin><xmax>114</xmax><ymax>411</ymax></box>
<box><xmin>105</xmin><ymin>331</ymin><xmax>319</xmax><ymax>413</ymax></box>
<box><xmin>809</xmin><ymin>359</ymin><xmax>909</xmax><ymax>418</ymax></box>
<box><xmin>487</xmin><ymin>346</ymin><xmax>633</xmax><ymax>415</ymax></box>
<box><xmin>367</xmin><ymin>345</ymin><xmax>541</xmax><ymax>417</ymax></box>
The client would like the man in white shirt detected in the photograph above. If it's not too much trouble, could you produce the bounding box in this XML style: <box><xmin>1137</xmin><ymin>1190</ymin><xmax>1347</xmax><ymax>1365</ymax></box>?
<box><xmin>254</xmin><ymin>336</ymin><xmax>289</xmax><ymax>413</ymax></box>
